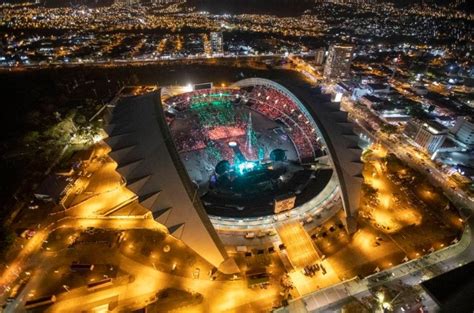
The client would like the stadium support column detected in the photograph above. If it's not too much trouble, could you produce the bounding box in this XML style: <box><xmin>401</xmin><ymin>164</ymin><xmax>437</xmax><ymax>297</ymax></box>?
<box><xmin>337</xmin><ymin>160</ymin><xmax>362</xmax><ymax>236</ymax></box>
<box><xmin>340</xmin><ymin>179</ymin><xmax>361</xmax><ymax>235</ymax></box>
<box><xmin>337</xmin><ymin>177</ymin><xmax>359</xmax><ymax>235</ymax></box>
<box><xmin>218</xmin><ymin>258</ymin><xmax>240</xmax><ymax>275</ymax></box>
<box><xmin>344</xmin><ymin>214</ymin><xmax>358</xmax><ymax>234</ymax></box>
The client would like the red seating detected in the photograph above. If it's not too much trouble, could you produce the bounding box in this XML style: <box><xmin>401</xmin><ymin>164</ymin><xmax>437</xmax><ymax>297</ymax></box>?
<box><xmin>246</xmin><ymin>85</ymin><xmax>319</xmax><ymax>162</ymax></box>
<box><xmin>164</xmin><ymin>86</ymin><xmax>320</xmax><ymax>162</ymax></box>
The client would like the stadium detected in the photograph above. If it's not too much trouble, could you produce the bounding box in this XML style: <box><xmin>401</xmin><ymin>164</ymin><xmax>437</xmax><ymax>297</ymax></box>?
<box><xmin>103</xmin><ymin>77</ymin><xmax>363</xmax><ymax>273</ymax></box>
<box><xmin>164</xmin><ymin>82</ymin><xmax>331</xmax><ymax>218</ymax></box>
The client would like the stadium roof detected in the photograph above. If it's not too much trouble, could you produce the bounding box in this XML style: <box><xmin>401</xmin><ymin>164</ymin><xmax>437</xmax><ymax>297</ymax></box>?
<box><xmin>103</xmin><ymin>91</ymin><xmax>237</xmax><ymax>273</ymax></box>
<box><xmin>102</xmin><ymin>77</ymin><xmax>363</xmax><ymax>271</ymax></box>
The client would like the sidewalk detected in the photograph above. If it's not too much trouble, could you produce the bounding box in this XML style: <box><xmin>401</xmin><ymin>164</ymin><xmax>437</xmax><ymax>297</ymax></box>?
<box><xmin>276</xmin><ymin>223</ymin><xmax>472</xmax><ymax>312</ymax></box>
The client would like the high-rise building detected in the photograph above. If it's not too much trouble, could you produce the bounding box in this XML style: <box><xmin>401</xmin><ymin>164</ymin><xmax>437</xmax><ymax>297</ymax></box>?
<box><xmin>210</xmin><ymin>32</ymin><xmax>224</xmax><ymax>55</ymax></box>
<box><xmin>451</xmin><ymin>116</ymin><xmax>474</xmax><ymax>146</ymax></box>
<box><xmin>323</xmin><ymin>44</ymin><xmax>354</xmax><ymax>81</ymax></box>
<box><xmin>314</xmin><ymin>48</ymin><xmax>325</xmax><ymax>66</ymax></box>
<box><xmin>404</xmin><ymin>119</ymin><xmax>447</xmax><ymax>154</ymax></box>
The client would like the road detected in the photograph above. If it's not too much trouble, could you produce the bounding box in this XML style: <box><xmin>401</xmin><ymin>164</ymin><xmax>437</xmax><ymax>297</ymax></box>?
<box><xmin>46</xmin><ymin>251</ymin><xmax>277</xmax><ymax>313</ymax></box>
<box><xmin>339</xmin><ymin>96</ymin><xmax>473</xmax><ymax>211</ymax></box>
<box><xmin>283</xmin><ymin>204</ymin><xmax>472</xmax><ymax>313</ymax></box>
<box><xmin>0</xmin><ymin>52</ymin><xmax>314</xmax><ymax>72</ymax></box>
<box><xmin>3</xmin><ymin>215</ymin><xmax>281</xmax><ymax>312</ymax></box>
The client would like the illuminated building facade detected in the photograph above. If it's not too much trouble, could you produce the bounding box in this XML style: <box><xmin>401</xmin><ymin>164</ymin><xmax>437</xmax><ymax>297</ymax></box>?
<box><xmin>323</xmin><ymin>44</ymin><xmax>354</xmax><ymax>81</ymax></box>
<box><xmin>210</xmin><ymin>32</ymin><xmax>224</xmax><ymax>55</ymax></box>
<box><xmin>314</xmin><ymin>48</ymin><xmax>325</xmax><ymax>66</ymax></box>
<box><xmin>451</xmin><ymin>116</ymin><xmax>474</xmax><ymax>146</ymax></box>
<box><xmin>404</xmin><ymin>119</ymin><xmax>448</xmax><ymax>154</ymax></box>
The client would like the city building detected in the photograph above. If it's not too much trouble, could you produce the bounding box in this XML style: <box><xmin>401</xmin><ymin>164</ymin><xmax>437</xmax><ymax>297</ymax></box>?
<box><xmin>365</xmin><ymin>83</ymin><xmax>390</xmax><ymax>95</ymax></box>
<box><xmin>451</xmin><ymin>116</ymin><xmax>474</xmax><ymax>147</ymax></box>
<box><xmin>151</xmin><ymin>0</ymin><xmax>183</xmax><ymax>3</ymax></box>
<box><xmin>314</xmin><ymin>48</ymin><xmax>325</xmax><ymax>66</ymax></box>
<box><xmin>352</xmin><ymin>82</ymin><xmax>390</xmax><ymax>99</ymax></box>
<box><xmin>359</xmin><ymin>95</ymin><xmax>384</xmax><ymax>109</ymax></box>
<box><xmin>114</xmin><ymin>0</ymin><xmax>139</xmax><ymax>5</ymax></box>
<box><xmin>325</xmin><ymin>0</ymin><xmax>376</xmax><ymax>3</ymax></box>
<box><xmin>411</xmin><ymin>83</ymin><xmax>429</xmax><ymax>96</ymax></box>
<box><xmin>210</xmin><ymin>32</ymin><xmax>224</xmax><ymax>55</ymax></box>
<box><xmin>323</xmin><ymin>44</ymin><xmax>354</xmax><ymax>81</ymax></box>
<box><xmin>422</xmin><ymin>261</ymin><xmax>474</xmax><ymax>313</ymax></box>
<box><xmin>404</xmin><ymin>119</ymin><xmax>448</xmax><ymax>154</ymax></box>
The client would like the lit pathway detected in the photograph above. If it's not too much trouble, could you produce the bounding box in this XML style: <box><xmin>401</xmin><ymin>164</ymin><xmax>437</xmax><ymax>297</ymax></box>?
<box><xmin>278</xmin><ymin>222</ymin><xmax>471</xmax><ymax>312</ymax></box>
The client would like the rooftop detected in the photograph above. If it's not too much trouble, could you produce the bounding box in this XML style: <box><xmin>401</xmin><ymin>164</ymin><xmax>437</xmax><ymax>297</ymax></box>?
<box><xmin>422</xmin><ymin>261</ymin><xmax>474</xmax><ymax>313</ymax></box>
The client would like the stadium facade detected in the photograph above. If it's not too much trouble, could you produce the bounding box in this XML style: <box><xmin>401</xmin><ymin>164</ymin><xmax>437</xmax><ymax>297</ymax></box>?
<box><xmin>103</xmin><ymin>78</ymin><xmax>362</xmax><ymax>273</ymax></box>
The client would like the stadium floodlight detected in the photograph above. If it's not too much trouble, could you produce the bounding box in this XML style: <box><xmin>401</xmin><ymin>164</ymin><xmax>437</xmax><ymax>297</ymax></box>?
<box><xmin>237</xmin><ymin>161</ymin><xmax>256</xmax><ymax>175</ymax></box>
<box><xmin>92</xmin><ymin>134</ymin><xmax>104</xmax><ymax>143</ymax></box>
<box><xmin>184</xmin><ymin>83</ymin><xmax>193</xmax><ymax>92</ymax></box>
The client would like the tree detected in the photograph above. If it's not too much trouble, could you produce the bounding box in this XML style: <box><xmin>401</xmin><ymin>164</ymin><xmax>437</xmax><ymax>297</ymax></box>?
<box><xmin>25</xmin><ymin>110</ymin><xmax>41</xmax><ymax>127</ymax></box>
<box><xmin>23</xmin><ymin>131</ymin><xmax>40</xmax><ymax>145</ymax></box>
<box><xmin>381</xmin><ymin>124</ymin><xmax>397</xmax><ymax>135</ymax></box>
<box><xmin>407</xmin><ymin>105</ymin><xmax>428</xmax><ymax>119</ymax></box>
<box><xmin>0</xmin><ymin>227</ymin><xmax>15</xmax><ymax>255</ymax></box>
<box><xmin>74</xmin><ymin>114</ymin><xmax>86</xmax><ymax>125</ymax></box>
<box><xmin>130</xmin><ymin>74</ymin><xmax>140</xmax><ymax>85</ymax></box>
<box><xmin>362</xmin><ymin>183</ymin><xmax>378</xmax><ymax>197</ymax></box>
